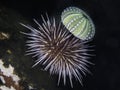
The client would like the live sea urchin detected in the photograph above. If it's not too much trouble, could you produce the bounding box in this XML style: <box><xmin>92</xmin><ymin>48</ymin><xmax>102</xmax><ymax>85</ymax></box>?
<box><xmin>21</xmin><ymin>14</ymin><xmax>93</xmax><ymax>87</ymax></box>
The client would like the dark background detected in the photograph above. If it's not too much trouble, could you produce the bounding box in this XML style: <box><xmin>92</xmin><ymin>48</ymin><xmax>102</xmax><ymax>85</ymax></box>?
<box><xmin>0</xmin><ymin>0</ymin><xmax>120</xmax><ymax>90</ymax></box>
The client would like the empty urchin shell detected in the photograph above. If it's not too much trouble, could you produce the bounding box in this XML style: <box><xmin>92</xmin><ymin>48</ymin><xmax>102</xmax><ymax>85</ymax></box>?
<box><xmin>61</xmin><ymin>7</ymin><xmax>95</xmax><ymax>41</ymax></box>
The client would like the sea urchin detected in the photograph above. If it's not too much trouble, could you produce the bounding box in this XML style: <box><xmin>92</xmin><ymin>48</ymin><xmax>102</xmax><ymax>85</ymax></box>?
<box><xmin>21</xmin><ymin>14</ymin><xmax>93</xmax><ymax>87</ymax></box>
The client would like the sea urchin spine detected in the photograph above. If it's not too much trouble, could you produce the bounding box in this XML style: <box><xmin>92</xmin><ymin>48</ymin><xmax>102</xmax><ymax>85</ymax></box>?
<box><xmin>21</xmin><ymin>14</ymin><xmax>93</xmax><ymax>87</ymax></box>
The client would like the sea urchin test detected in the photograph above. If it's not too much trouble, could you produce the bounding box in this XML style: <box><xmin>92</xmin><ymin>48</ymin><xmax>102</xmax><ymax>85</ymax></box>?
<box><xmin>61</xmin><ymin>7</ymin><xmax>95</xmax><ymax>40</ymax></box>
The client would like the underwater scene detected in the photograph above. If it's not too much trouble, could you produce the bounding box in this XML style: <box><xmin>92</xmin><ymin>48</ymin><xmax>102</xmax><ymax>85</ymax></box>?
<box><xmin>0</xmin><ymin>0</ymin><xmax>120</xmax><ymax>90</ymax></box>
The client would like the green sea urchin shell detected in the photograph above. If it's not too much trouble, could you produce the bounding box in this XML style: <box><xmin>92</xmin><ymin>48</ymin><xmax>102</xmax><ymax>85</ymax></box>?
<box><xmin>61</xmin><ymin>7</ymin><xmax>95</xmax><ymax>40</ymax></box>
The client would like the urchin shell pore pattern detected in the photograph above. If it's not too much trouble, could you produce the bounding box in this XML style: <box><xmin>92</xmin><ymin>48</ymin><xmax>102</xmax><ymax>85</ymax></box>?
<box><xmin>21</xmin><ymin>14</ymin><xmax>92</xmax><ymax>87</ymax></box>
<box><xmin>61</xmin><ymin>7</ymin><xmax>95</xmax><ymax>40</ymax></box>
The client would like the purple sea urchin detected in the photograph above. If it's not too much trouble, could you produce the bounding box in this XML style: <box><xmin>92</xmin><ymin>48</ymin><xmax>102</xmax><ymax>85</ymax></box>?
<box><xmin>21</xmin><ymin>14</ymin><xmax>93</xmax><ymax>87</ymax></box>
